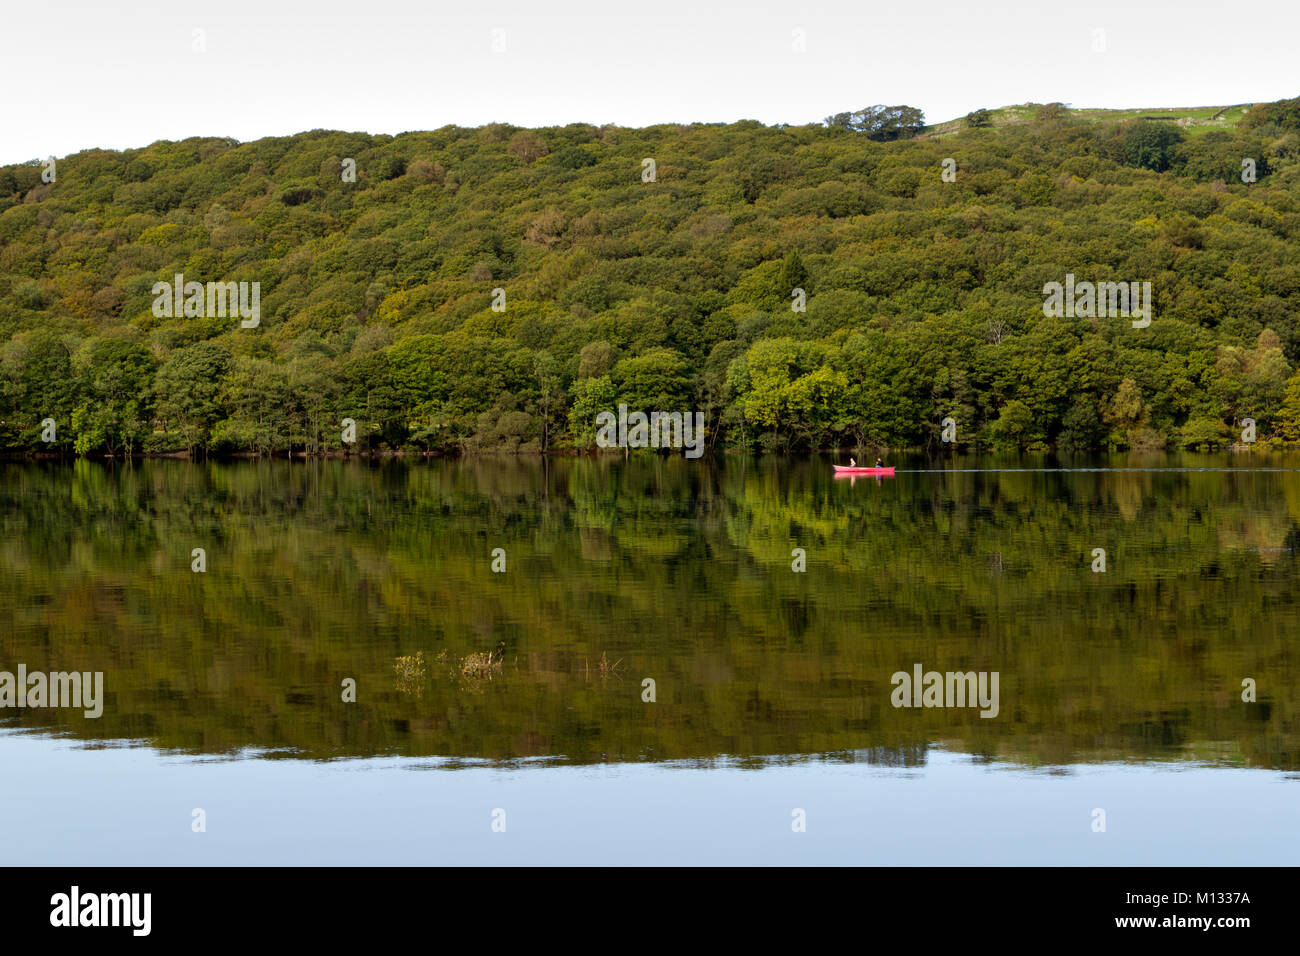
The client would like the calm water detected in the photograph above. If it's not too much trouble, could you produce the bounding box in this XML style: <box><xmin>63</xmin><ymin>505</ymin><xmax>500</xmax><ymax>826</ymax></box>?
<box><xmin>2</xmin><ymin>453</ymin><xmax>1298</xmax><ymax>864</ymax></box>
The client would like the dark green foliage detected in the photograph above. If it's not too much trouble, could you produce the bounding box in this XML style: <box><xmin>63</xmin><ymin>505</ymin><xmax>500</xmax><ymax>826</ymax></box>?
<box><xmin>824</xmin><ymin>105</ymin><xmax>926</xmax><ymax>140</ymax></box>
<box><xmin>280</xmin><ymin>186</ymin><xmax>321</xmax><ymax>206</ymax></box>
<box><xmin>778</xmin><ymin>250</ymin><xmax>809</xmax><ymax>295</ymax></box>
<box><xmin>551</xmin><ymin>147</ymin><xmax>597</xmax><ymax>169</ymax></box>
<box><xmin>1117</xmin><ymin>120</ymin><xmax>1185</xmax><ymax>172</ymax></box>
<box><xmin>1174</xmin><ymin>131</ymin><xmax>1271</xmax><ymax>182</ymax></box>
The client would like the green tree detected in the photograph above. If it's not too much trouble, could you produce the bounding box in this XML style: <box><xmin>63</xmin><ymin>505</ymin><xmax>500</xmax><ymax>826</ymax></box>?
<box><xmin>778</xmin><ymin>250</ymin><xmax>809</xmax><ymax>298</ymax></box>
<box><xmin>568</xmin><ymin>375</ymin><xmax>617</xmax><ymax>449</ymax></box>
<box><xmin>1116</xmin><ymin>120</ymin><xmax>1184</xmax><ymax>172</ymax></box>
<box><xmin>1</xmin><ymin>329</ymin><xmax>78</xmax><ymax>448</ymax></box>
<box><xmin>577</xmin><ymin>341</ymin><xmax>616</xmax><ymax>379</ymax></box>
<box><xmin>824</xmin><ymin>105</ymin><xmax>925</xmax><ymax>140</ymax></box>
<box><xmin>533</xmin><ymin>350</ymin><xmax>564</xmax><ymax>452</ymax></box>
<box><xmin>988</xmin><ymin>400</ymin><xmax>1035</xmax><ymax>449</ymax></box>
<box><xmin>152</xmin><ymin>342</ymin><xmax>232</xmax><ymax>456</ymax></box>
<box><xmin>611</xmin><ymin>348</ymin><xmax>692</xmax><ymax>411</ymax></box>
<box><xmin>72</xmin><ymin>338</ymin><xmax>156</xmax><ymax>455</ymax></box>
<box><xmin>1272</xmin><ymin>372</ymin><xmax>1300</xmax><ymax>444</ymax></box>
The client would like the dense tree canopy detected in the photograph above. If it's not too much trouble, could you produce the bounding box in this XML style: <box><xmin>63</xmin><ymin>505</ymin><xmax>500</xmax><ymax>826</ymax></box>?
<box><xmin>825</xmin><ymin>104</ymin><xmax>928</xmax><ymax>141</ymax></box>
<box><xmin>2</xmin><ymin>98</ymin><xmax>1299</xmax><ymax>457</ymax></box>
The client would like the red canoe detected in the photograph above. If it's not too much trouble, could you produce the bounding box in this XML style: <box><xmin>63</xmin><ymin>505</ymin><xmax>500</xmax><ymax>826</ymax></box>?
<box><xmin>833</xmin><ymin>465</ymin><xmax>895</xmax><ymax>476</ymax></box>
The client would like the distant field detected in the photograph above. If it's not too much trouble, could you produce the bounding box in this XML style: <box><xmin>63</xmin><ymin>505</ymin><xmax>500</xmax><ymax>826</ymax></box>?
<box><xmin>928</xmin><ymin>103</ymin><xmax>1253</xmax><ymax>137</ymax></box>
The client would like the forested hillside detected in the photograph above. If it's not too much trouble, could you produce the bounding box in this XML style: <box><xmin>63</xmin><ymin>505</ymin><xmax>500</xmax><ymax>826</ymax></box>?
<box><xmin>3</xmin><ymin>98</ymin><xmax>1300</xmax><ymax>456</ymax></box>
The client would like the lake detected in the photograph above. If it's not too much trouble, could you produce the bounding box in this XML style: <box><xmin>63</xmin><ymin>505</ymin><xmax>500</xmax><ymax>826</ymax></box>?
<box><xmin>2</xmin><ymin>453</ymin><xmax>1297</xmax><ymax>864</ymax></box>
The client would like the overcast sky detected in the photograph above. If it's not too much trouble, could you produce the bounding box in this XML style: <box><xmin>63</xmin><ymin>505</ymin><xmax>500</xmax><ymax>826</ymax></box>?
<box><xmin>3</xmin><ymin>0</ymin><xmax>1297</xmax><ymax>164</ymax></box>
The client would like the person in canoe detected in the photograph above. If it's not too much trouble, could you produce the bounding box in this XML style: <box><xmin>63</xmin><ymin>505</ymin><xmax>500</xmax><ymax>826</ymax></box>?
<box><xmin>874</xmin><ymin>456</ymin><xmax>883</xmax><ymax>468</ymax></box>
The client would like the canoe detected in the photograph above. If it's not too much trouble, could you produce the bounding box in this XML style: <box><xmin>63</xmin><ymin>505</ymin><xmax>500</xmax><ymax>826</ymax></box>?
<box><xmin>833</xmin><ymin>465</ymin><xmax>895</xmax><ymax>476</ymax></box>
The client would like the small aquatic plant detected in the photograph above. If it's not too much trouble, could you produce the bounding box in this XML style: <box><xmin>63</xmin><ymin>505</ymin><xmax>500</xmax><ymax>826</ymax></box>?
<box><xmin>394</xmin><ymin>652</ymin><xmax>426</xmax><ymax>697</ymax></box>
<box><xmin>461</xmin><ymin>641</ymin><xmax>506</xmax><ymax>679</ymax></box>
<box><xmin>584</xmin><ymin>650</ymin><xmax>623</xmax><ymax>681</ymax></box>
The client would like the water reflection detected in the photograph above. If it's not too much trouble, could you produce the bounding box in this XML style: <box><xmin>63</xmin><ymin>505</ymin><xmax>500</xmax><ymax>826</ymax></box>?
<box><xmin>0</xmin><ymin>452</ymin><xmax>1296</xmax><ymax>770</ymax></box>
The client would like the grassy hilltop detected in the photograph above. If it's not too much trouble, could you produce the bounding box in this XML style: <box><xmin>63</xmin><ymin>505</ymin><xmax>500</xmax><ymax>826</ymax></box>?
<box><xmin>2</xmin><ymin>97</ymin><xmax>1300</xmax><ymax>456</ymax></box>
<box><xmin>926</xmin><ymin>102</ymin><xmax>1257</xmax><ymax>137</ymax></box>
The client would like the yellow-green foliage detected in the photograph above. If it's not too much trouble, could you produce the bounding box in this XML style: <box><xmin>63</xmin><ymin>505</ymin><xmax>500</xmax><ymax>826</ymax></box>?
<box><xmin>1</xmin><ymin>102</ymin><xmax>1299</xmax><ymax>457</ymax></box>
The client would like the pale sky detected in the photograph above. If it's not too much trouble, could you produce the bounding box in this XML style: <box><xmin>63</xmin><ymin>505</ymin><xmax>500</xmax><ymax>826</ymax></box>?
<box><xmin>2</xmin><ymin>0</ymin><xmax>1297</xmax><ymax>164</ymax></box>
